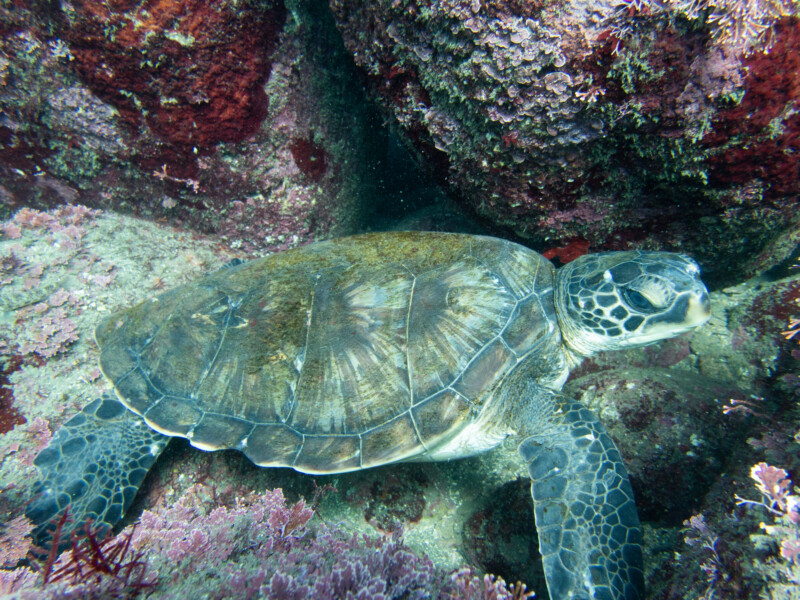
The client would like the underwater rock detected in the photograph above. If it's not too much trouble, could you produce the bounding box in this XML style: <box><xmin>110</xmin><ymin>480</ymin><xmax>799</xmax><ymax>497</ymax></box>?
<box><xmin>330</xmin><ymin>0</ymin><xmax>800</xmax><ymax>284</ymax></box>
<box><xmin>0</xmin><ymin>0</ymin><xmax>384</xmax><ymax>255</ymax></box>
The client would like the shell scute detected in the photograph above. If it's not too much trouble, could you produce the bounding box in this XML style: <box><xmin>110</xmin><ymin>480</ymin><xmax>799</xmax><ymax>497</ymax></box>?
<box><xmin>243</xmin><ymin>424</ymin><xmax>303</xmax><ymax>467</ymax></box>
<box><xmin>144</xmin><ymin>397</ymin><xmax>202</xmax><ymax>436</ymax></box>
<box><xmin>411</xmin><ymin>389</ymin><xmax>475</xmax><ymax>448</ymax></box>
<box><xmin>407</xmin><ymin>258</ymin><xmax>517</xmax><ymax>401</ymax></box>
<box><xmin>295</xmin><ymin>434</ymin><xmax>361</xmax><ymax>474</ymax></box>
<box><xmin>502</xmin><ymin>293</ymin><xmax>555</xmax><ymax>354</ymax></box>
<box><xmin>469</xmin><ymin>241</ymin><xmax>545</xmax><ymax>299</ymax></box>
<box><xmin>360</xmin><ymin>413</ymin><xmax>422</xmax><ymax>469</ymax></box>
<box><xmin>452</xmin><ymin>337</ymin><xmax>518</xmax><ymax>401</ymax></box>
<box><xmin>290</xmin><ymin>262</ymin><xmax>413</xmax><ymax>434</ymax></box>
<box><xmin>190</xmin><ymin>413</ymin><xmax>253</xmax><ymax>451</ymax></box>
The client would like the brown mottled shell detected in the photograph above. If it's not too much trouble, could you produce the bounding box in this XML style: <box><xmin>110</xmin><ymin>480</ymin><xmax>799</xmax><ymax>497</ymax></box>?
<box><xmin>95</xmin><ymin>232</ymin><xmax>557</xmax><ymax>474</ymax></box>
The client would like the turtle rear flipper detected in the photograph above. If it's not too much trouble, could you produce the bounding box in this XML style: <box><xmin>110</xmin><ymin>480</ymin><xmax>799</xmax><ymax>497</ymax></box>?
<box><xmin>25</xmin><ymin>395</ymin><xmax>168</xmax><ymax>549</ymax></box>
<box><xmin>514</xmin><ymin>384</ymin><xmax>644</xmax><ymax>600</ymax></box>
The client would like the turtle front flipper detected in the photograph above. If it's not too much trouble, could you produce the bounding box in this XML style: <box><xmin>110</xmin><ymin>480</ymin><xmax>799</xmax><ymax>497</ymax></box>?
<box><xmin>25</xmin><ymin>394</ymin><xmax>168</xmax><ymax>549</ymax></box>
<box><xmin>512</xmin><ymin>383</ymin><xmax>644</xmax><ymax>600</ymax></box>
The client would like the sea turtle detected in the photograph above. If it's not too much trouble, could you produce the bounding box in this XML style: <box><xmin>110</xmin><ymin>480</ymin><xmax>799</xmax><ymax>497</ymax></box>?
<box><xmin>25</xmin><ymin>232</ymin><xmax>710</xmax><ymax>600</ymax></box>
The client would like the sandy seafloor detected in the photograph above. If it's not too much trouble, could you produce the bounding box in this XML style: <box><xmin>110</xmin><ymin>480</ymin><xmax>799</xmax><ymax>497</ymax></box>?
<box><xmin>0</xmin><ymin>205</ymin><xmax>798</xmax><ymax>599</ymax></box>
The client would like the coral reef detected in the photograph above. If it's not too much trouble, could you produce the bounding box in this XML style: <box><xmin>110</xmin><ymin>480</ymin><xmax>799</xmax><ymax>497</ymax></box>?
<box><xmin>0</xmin><ymin>355</ymin><xmax>26</xmax><ymax>434</ymax></box>
<box><xmin>330</xmin><ymin>0</ymin><xmax>800</xmax><ymax>283</ymax></box>
<box><xmin>704</xmin><ymin>18</ymin><xmax>800</xmax><ymax>198</ymax></box>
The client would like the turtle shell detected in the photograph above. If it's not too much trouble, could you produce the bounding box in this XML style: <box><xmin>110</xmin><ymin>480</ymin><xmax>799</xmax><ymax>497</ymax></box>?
<box><xmin>95</xmin><ymin>232</ymin><xmax>557</xmax><ymax>473</ymax></box>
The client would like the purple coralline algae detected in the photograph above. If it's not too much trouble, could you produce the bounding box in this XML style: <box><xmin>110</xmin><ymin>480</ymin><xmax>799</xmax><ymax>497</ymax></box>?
<box><xmin>330</xmin><ymin>0</ymin><xmax>800</xmax><ymax>283</ymax></box>
<box><xmin>0</xmin><ymin>481</ymin><xmax>532</xmax><ymax>599</ymax></box>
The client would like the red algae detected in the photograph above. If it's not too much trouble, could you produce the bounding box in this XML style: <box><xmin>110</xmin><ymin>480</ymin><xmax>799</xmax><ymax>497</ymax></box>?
<box><xmin>63</xmin><ymin>0</ymin><xmax>285</xmax><ymax>153</ymax></box>
<box><xmin>0</xmin><ymin>355</ymin><xmax>26</xmax><ymax>434</ymax></box>
<box><xmin>289</xmin><ymin>138</ymin><xmax>327</xmax><ymax>182</ymax></box>
<box><xmin>704</xmin><ymin>18</ymin><xmax>800</xmax><ymax>198</ymax></box>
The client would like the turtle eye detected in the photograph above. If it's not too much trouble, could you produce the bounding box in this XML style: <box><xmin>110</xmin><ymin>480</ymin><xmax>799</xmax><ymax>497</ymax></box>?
<box><xmin>624</xmin><ymin>288</ymin><xmax>654</xmax><ymax>312</ymax></box>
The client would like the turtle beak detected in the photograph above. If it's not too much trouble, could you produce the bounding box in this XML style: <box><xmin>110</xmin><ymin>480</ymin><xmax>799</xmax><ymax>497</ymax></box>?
<box><xmin>644</xmin><ymin>285</ymin><xmax>710</xmax><ymax>341</ymax></box>
<box><xmin>686</xmin><ymin>290</ymin><xmax>711</xmax><ymax>327</ymax></box>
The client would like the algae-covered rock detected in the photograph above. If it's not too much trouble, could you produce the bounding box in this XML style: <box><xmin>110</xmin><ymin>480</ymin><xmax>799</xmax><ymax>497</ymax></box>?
<box><xmin>330</xmin><ymin>0</ymin><xmax>800</xmax><ymax>283</ymax></box>
<box><xmin>0</xmin><ymin>0</ymin><xmax>385</xmax><ymax>254</ymax></box>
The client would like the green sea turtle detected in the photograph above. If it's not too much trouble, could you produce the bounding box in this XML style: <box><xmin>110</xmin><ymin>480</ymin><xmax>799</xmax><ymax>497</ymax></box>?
<box><xmin>26</xmin><ymin>232</ymin><xmax>710</xmax><ymax>600</ymax></box>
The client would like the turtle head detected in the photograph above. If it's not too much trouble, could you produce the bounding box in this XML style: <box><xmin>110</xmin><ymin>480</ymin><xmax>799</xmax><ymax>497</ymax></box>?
<box><xmin>554</xmin><ymin>251</ymin><xmax>710</xmax><ymax>356</ymax></box>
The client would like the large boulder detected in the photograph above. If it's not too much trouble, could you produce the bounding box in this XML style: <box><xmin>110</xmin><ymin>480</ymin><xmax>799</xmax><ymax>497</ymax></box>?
<box><xmin>0</xmin><ymin>0</ymin><xmax>385</xmax><ymax>254</ymax></box>
<box><xmin>330</xmin><ymin>0</ymin><xmax>800</xmax><ymax>283</ymax></box>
